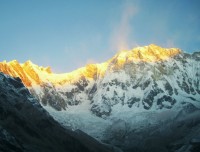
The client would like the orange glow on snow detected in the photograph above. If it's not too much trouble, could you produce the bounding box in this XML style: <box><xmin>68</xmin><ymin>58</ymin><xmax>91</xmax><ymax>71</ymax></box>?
<box><xmin>107</xmin><ymin>44</ymin><xmax>181</xmax><ymax>70</ymax></box>
<box><xmin>0</xmin><ymin>44</ymin><xmax>181</xmax><ymax>87</ymax></box>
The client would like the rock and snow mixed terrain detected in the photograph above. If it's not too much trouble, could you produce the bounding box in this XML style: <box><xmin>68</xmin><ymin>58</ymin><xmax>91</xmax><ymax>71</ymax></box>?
<box><xmin>0</xmin><ymin>72</ymin><xmax>115</xmax><ymax>152</ymax></box>
<box><xmin>1</xmin><ymin>44</ymin><xmax>200</xmax><ymax>151</ymax></box>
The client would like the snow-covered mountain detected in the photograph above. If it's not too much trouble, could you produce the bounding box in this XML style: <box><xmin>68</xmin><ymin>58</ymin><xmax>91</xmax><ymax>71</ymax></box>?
<box><xmin>0</xmin><ymin>72</ymin><xmax>115</xmax><ymax>152</ymax></box>
<box><xmin>0</xmin><ymin>44</ymin><xmax>199</xmax><ymax>113</ymax></box>
<box><xmin>1</xmin><ymin>44</ymin><xmax>200</xmax><ymax>151</ymax></box>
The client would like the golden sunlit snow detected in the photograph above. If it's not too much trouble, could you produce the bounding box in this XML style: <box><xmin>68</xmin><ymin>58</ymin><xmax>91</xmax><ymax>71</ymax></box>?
<box><xmin>0</xmin><ymin>44</ymin><xmax>181</xmax><ymax>87</ymax></box>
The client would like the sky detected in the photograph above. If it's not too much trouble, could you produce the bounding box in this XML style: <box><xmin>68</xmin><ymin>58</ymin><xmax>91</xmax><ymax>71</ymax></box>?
<box><xmin>0</xmin><ymin>0</ymin><xmax>200</xmax><ymax>73</ymax></box>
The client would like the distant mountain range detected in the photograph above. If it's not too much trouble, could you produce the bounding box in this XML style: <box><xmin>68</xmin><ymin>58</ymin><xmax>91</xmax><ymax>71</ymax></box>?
<box><xmin>1</xmin><ymin>44</ymin><xmax>200</xmax><ymax>152</ymax></box>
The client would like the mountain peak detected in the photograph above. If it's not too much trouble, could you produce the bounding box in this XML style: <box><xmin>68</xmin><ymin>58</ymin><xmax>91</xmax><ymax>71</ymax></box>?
<box><xmin>114</xmin><ymin>44</ymin><xmax>181</xmax><ymax>65</ymax></box>
<box><xmin>0</xmin><ymin>45</ymin><xmax>182</xmax><ymax>87</ymax></box>
<box><xmin>148</xmin><ymin>43</ymin><xmax>161</xmax><ymax>48</ymax></box>
<box><xmin>24</xmin><ymin>60</ymin><xmax>33</xmax><ymax>65</ymax></box>
<box><xmin>135</xmin><ymin>44</ymin><xmax>181</xmax><ymax>60</ymax></box>
<box><xmin>8</xmin><ymin>60</ymin><xmax>19</xmax><ymax>65</ymax></box>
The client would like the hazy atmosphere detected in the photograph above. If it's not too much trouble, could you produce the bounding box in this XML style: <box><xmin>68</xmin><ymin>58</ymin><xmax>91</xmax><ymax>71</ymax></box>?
<box><xmin>0</xmin><ymin>0</ymin><xmax>200</xmax><ymax>72</ymax></box>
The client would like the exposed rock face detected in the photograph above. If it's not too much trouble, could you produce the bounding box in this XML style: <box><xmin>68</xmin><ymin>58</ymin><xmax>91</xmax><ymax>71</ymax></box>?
<box><xmin>0</xmin><ymin>44</ymin><xmax>200</xmax><ymax>152</ymax></box>
<box><xmin>0</xmin><ymin>72</ymin><xmax>113</xmax><ymax>152</ymax></box>
<box><xmin>0</xmin><ymin>44</ymin><xmax>199</xmax><ymax>116</ymax></box>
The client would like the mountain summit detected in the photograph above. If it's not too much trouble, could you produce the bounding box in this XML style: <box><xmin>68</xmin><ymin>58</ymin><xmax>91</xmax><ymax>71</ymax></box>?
<box><xmin>0</xmin><ymin>44</ymin><xmax>200</xmax><ymax>151</ymax></box>
<box><xmin>0</xmin><ymin>44</ymin><xmax>181</xmax><ymax>87</ymax></box>
<box><xmin>0</xmin><ymin>44</ymin><xmax>199</xmax><ymax>110</ymax></box>
<box><xmin>112</xmin><ymin>44</ymin><xmax>181</xmax><ymax>64</ymax></box>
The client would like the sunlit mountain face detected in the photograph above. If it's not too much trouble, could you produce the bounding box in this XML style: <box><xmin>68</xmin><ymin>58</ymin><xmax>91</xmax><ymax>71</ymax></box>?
<box><xmin>0</xmin><ymin>44</ymin><xmax>181</xmax><ymax>87</ymax></box>
<box><xmin>1</xmin><ymin>44</ymin><xmax>200</xmax><ymax>152</ymax></box>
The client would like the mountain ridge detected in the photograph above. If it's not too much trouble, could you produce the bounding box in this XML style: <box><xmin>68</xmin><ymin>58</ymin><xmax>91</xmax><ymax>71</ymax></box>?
<box><xmin>0</xmin><ymin>45</ymin><xmax>199</xmax><ymax>109</ymax></box>
<box><xmin>0</xmin><ymin>44</ymin><xmax>199</xmax><ymax>113</ymax></box>
<box><xmin>0</xmin><ymin>44</ymin><xmax>181</xmax><ymax>87</ymax></box>
<box><xmin>0</xmin><ymin>72</ymin><xmax>115</xmax><ymax>152</ymax></box>
<box><xmin>1</xmin><ymin>44</ymin><xmax>200</xmax><ymax>151</ymax></box>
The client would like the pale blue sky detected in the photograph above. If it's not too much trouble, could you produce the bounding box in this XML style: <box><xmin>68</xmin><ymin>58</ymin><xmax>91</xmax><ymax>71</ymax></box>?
<box><xmin>0</xmin><ymin>0</ymin><xmax>200</xmax><ymax>72</ymax></box>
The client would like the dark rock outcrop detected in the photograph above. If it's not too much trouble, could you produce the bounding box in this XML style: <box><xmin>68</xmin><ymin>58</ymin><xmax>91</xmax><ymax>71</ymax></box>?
<box><xmin>0</xmin><ymin>72</ymin><xmax>113</xmax><ymax>152</ymax></box>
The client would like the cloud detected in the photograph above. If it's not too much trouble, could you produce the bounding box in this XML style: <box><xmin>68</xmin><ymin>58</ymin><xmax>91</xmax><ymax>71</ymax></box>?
<box><xmin>110</xmin><ymin>2</ymin><xmax>138</xmax><ymax>51</ymax></box>
<box><xmin>86</xmin><ymin>58</ymin><xmax>97</xmax><ymax>64</ymax></box>
<box><xmin>166</xmin><ymin>39</ymin><xmax>176</xmax><ymax>48</ymax></box>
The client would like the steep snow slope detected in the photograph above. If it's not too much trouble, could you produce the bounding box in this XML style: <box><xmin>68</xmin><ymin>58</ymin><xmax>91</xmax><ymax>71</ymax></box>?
<box><xmin>1</xmin><ymin>44</ymin><xmax>199</xmax><ymax>113</ymax></box>
<box><xmin>1</xmin><ymin>44</ymin><xmax>200</xmax><ymax>151</ymax></box>
<box><xmin>0</xmin><ymin>72</ymin><xmax>115</xmax><ymax>152</ymax></box>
